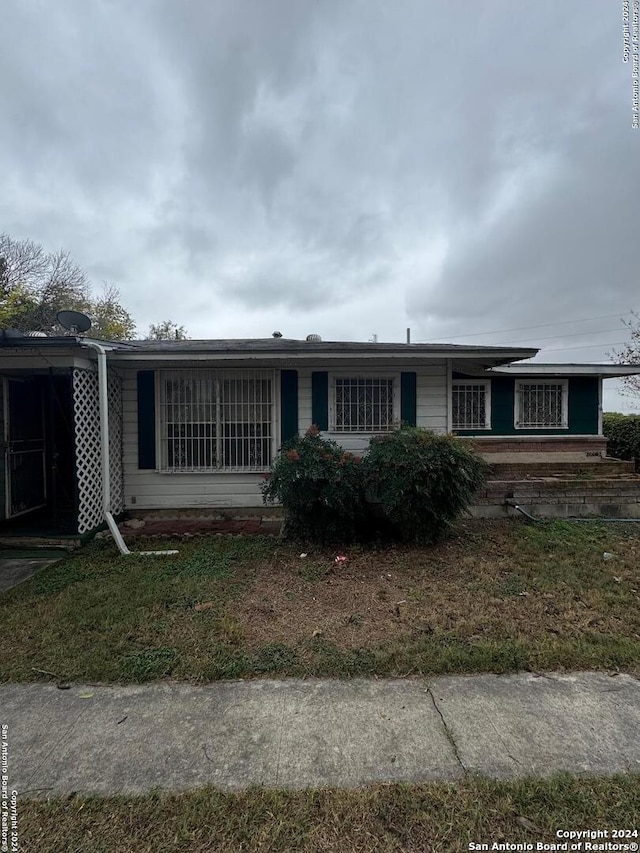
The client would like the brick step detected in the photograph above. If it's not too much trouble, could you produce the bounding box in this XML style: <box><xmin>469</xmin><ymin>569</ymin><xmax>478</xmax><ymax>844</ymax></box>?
<box><xmin>487</xmin><ymin>460</ymin><xmax>635</xmax><ymax>477</ymax></box>
<box><xmin>477</xmin><ymin>478</ymin><xmax>640</xmax><ymax>509</ymax></box>
<box><xmin>115</xmin><ymin>518</ymin><xmax>283</xmax><ymax>538</ymax></box>
<box><xmin>465</xmin><ymin>437</ymin><xmax>608</xmax><ymax>454</ymax></box>
<box><xmin>482</xmin><ymin>477</ymin><xmax>640</xmax><ymax>491</ymax></box>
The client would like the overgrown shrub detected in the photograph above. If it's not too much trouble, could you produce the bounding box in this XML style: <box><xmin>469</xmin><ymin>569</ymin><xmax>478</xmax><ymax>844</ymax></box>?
<box><xmin>263</xmin><ymin>425</ymin><xmax>488</xmax><ymax>546</ymax></box>
<box><xmin>603</xmin><ymin>412</ymin><xmax>640</xmax><ymax>470</ymax></box>
<box><xmin>363</xmin><ymin>427</ymin><xmax>488</xmax><ymax>544</ymax></box>
<box><xmin>261</xmin><ymin>425</ymin><xmax>367</xmax><ymax>544</ymax></box>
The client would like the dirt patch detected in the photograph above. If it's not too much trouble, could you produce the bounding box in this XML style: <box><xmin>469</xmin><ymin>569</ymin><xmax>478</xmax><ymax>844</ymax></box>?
<box><xmin>228</xmin><ymin>521</ymin><xmax>640</xmax><ymax>651</ymax></box>
<box><xmin>232</xmin><ymin>557</ymin><xmax>422</xmax><ymax>649</ymax></box>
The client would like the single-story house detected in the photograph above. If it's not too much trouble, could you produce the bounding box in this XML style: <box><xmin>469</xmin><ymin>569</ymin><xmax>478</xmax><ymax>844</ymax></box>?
<box><xmin>1</xmin><ymin>332</ymin><xmax>639</xmax><ymax>538</ymax></box>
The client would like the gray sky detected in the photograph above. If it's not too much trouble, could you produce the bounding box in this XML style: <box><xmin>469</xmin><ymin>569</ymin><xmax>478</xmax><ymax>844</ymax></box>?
<box><xmin>2</xmin><ymin>0</ymin><xmax>638</xmax><ymax>410</ymax></box>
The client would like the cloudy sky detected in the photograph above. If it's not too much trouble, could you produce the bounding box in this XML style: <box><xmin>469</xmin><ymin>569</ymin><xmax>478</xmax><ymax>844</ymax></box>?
<box><xmin>2</xmin><ymin>0</ymin><xmax>638</xmax><ymax>409</ymax></box>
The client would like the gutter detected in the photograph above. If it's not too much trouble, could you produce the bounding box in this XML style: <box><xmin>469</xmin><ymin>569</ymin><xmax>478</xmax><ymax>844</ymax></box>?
<box><xmin>106</xmin><ymin>350</ymin><xmax>539</xmax><ymax>364</ymax></box>
<box><xmin>81</xmin><ymin>339</ymin><xmax>178</xmax><ymax>557</ymax></box>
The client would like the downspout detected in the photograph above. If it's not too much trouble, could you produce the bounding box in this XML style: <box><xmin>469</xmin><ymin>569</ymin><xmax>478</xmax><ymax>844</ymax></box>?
<box><xmin>82</xmin><ymin>340</ymin><xmax>178</xmax><ymax>556</ymax></box>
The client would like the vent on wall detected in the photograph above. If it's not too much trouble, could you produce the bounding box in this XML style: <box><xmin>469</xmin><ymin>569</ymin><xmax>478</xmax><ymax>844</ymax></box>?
<box><xmin>306</xmin><ymin>334</ymin><xmax>322</xmax><ymax>342</ymax></box>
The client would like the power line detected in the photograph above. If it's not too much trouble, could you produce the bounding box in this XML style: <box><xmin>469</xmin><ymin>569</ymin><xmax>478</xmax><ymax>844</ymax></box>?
<box><xmin>492</xmin><ymin>327</ymin><xmax>624</xmax><ymax>346</ymax></box>
<box><xmin>414</xmin><ymin>311</ymin><xmax>635</xmax><ymax>343</ymax></box>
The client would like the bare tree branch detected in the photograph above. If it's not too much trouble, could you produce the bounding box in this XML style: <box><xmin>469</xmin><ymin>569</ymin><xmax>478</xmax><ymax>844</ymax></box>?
<box><xmin>609</xmin><ymin>311</ymin><xmax>640</xmax><ymax>399</ymax></box>
<box><xmin>0</xmin><ymin>234</ymin><xmax>137</xmax><ymax>339</ymax></box>
<box><xmin>0</xmin><ymin>233</ymin><xmax>48</xmax><ymax>293</ymax></box>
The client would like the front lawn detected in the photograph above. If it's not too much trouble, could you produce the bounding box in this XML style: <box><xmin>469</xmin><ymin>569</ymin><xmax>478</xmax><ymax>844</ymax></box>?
<box><xmin>1</xmin><ymin>520</ymin><xmax>639</xmax><ymax>683</ymax></box>
<box><xmin>19</xmin><ymin>774</ymin><xmax>640</xmax><ymax>853</ymax></box>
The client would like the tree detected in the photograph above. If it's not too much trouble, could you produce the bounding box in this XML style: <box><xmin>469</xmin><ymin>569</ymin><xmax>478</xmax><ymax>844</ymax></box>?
<box><xmin>611</xmin><ymin>311</ymin><xmax>640</xmax><ymax>398</ymax></box>
<box><xmin>147</xmin><ymin>320</ymin><xmax>188</xmax><ymax>340</ymax></box>
<box><xmin>0</xmin><ymin>234</ymin><xmax>48</xmax><ymax>294</ymax></box>
<box><xmin>0</xmin><ymin>233</ymin><xmax>136</xmax><ymax>340</ymax></box>
<box><xmin>0</xmin><ymin>284</ymin><xmax>39</xmax><ymax>330</ymax></box>
<box><xmin>89</xmin><ymin>284</ymin><xmax>137</xmax><ymax>340</ymax></box>
<box><xmin>30</xmin><ymin>248</ymin><xmax>91</xmax><ymax>331</ymax></box>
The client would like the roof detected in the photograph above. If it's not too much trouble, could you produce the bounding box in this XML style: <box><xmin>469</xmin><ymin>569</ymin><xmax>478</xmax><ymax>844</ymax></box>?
<box><xmin>489</xmin><ymin>362</ymin><xmax>640</xmax><ymax>378</ymax></box>
<box><xmin>0</xmin><ymin>334</ymin><xmax>537</xmax><ymax>364</ymax></box>
<box><xmin>104</xmin><ymin>338</ymin><xmax>540</xmax><ymax>367</ymax></box>
<box><xmin>119</xmin><ymin>337</ymin><xmax>538</xmax><ymax>356</ymax></box>
<box><xmin>3</xmin><ymin>334</ymin><xmax>637</xmax><ymax>374</ymax></box>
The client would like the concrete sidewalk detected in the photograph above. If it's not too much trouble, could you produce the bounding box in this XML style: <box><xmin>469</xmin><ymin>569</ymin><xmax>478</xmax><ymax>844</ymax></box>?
<box><xmin>3</xmin><ymin>672</ymin><xmax>640</xmax><ymax>797</ymax></box>
<box><xmin>0</xmin><ymin>556</ymin><xmax>61</xmax><ymax>594</ymax></box>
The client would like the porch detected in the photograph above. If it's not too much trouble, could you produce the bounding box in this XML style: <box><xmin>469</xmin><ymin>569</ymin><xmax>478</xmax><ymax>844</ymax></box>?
<box><xmin>0</xmin><ymin>360</ymin><xmax>123</xmax><ymax>545</ymax></box>
<box><xmin>0</xmin><ymin>371</ymin><xmax>76</xmax><ymax>537</ymax></box>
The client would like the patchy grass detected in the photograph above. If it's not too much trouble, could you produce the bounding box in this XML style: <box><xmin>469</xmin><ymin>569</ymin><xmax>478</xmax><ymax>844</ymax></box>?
<box><xmin>1</xmin><ymin>521</ymin><xmax>640</xmax><ymax>683</ymax></box>
<box><xmin>18</xmin><ymin>774</ymin><xmax>640</xmax><ymax>852</ymax></box>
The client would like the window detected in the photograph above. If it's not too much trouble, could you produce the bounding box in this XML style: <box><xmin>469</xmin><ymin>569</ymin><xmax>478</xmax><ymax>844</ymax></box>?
<box><xmin>158</xmin><ymin>370</ymin><xmax>274</xmax><ymax>471</ymax></box>
<box><xmin>452</xmin><ymin>381</ymin><xmax>490</xmax><ymax>430</ymax></box>
<box><xmin>331</xmin><ymin>376</ymin><xmax>396</xmax><ymax>432</ymax></box>
<box><xmin>515</xmin><ymin>380</ymin><xmax>568</xmax><ymax>429</ymax></box>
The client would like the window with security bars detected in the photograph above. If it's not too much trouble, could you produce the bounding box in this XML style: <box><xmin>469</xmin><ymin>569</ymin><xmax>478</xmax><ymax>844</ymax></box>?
<box><xmin>516</xmin><ymin>382</ymin><xmax>567</xmax><ymax>429</ymax></box>
<box><xmin>332</xmin><ymin>377</ymin><xmax>395</xmax><ymax>432</ymax></box>
<box><xmin>452</xmin><ymin>382</ymin><xmax>490</xmax><ymax>430</ymax></box>
<box><xmin>158</xmin><ymin>370</ymin><xmax>274</xmax><ymax>471</ymax></box>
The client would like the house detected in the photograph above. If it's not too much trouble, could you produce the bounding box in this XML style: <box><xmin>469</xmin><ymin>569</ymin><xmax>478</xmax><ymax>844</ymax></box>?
<box><xmin>1</xmin><ymin>332</ymin><xmax>639</xmax><ymax>539</ymax></box>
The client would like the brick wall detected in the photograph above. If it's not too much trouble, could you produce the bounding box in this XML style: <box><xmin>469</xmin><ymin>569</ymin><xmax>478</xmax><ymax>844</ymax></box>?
<box><xmin>471</xmin><ymin>476</ymin><xmax>640</xmax><ymax>519</ymax></box>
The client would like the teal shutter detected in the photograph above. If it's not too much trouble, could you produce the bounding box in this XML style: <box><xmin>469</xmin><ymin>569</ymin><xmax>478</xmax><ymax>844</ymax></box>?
<box><xmin>137</xmin><ymin>370</ymin><xmax>156</xmax><ymax>469</ymax></box>
<box><xmin>280</xmin><ymin>370</ymin><xmax>299</xmax><ymax>443</ymax></box>
<box><xmin>311</xmin><ymin>372</ymin><xmax>329</xmax><ymax>431</ymax></box>
<box><xmin>568</xmin><ymin>377</ymin><xmax>599</xmax><ymax>435</ymax></box>
<box><xmin>400</xmin><ymin>372</ymin><xmax>417</xmax><ymax>427</ymax></box>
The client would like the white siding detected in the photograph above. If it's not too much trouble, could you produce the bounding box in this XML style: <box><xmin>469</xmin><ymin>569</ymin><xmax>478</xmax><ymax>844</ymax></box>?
<box><xmin>416</xmin><ymin>363</ymin><xmax>448</xmax><ymax>433</ymax></box>
<box><xmin>297</xmin><ymin>363</ymin><xmax>448</xmax><ymax>453</ymax></box>
<box><xmin>297</xmin><ymin>367</ymin><xmax>313</xmax><ymax>436</ymax></box>
<box><xmin>122</xmin><ymin>370</ymin><xmax>266</xmax><ymax>509</ymax></box>
<box><xmin>122</xmin><ymin>361</ymin><xmax>449</xmax><ymax>511</ymax></box>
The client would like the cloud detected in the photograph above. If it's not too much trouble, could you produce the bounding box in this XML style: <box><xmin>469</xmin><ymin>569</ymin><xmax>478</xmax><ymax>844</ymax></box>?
<box><xmin>0</xmin><ymin>0</ymin><xmax>638</xmax><ymax>407</ymax></box>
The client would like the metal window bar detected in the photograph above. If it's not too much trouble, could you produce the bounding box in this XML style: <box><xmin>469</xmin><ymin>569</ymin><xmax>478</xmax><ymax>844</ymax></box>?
<box><xmin>517</xmin><ymin>383</ymin><xmax>564</xmax><ymax>428</ymax></box>
<box><xmin>452</xmin><ymin>384</ymin><xmax>487</xmax><ymax>429</ymax></box>
<box><xmin>334</xmin><ymin>377</ymin><xmax>394</xmax><ymax>432</ymax></box>
<box><xmin>159</xmin><ymin>370</ymin><xmax>273</xmax><ymax>471</ymax></box>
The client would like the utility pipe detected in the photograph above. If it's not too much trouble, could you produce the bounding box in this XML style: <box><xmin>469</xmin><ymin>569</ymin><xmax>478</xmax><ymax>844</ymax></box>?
<box><xmin>82</xmin><ymin>339</ymin><xmax>178</xmax><ymax>556</ymax></box>
<box><xmin>504</xmin><ymin>499</ymin><xmax>640</xmax><ymax>524</ymax></box>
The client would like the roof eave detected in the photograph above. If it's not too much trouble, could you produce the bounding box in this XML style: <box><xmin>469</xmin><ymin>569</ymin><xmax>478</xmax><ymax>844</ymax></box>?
<box><xmin>108</xmin><ymin>347</ymin><xmax>539</xmax><ymax>363</ymax></box>
<box><xmin>490</xmin><ymin>363</ymin><xmax>640</xmax><ymax>378</ymax></box>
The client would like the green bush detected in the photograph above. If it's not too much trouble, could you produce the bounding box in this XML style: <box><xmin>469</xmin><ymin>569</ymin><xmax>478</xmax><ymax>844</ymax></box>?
<box><xmin>363</xmin><ymin>427</ymin><xmax>488</xmax><ymax>544</ymax></box>
<box><xmin>263</xmin><ymin>425</ymin><xmax>488</xmax><ymax>546</ymax></box>
<box><xmin>603</xmin><ymin>412</ymin><xmax>640</xmax><ymax>470</ymax></box>
<box><xmin>261</xmin><ymin>425</ymin><xmax>367</xmax><ymax>544</ymax></box>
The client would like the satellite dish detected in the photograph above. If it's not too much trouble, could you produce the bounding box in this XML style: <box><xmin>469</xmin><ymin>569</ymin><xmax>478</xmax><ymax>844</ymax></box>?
<box><xmin>56</xmin><ymin>310</ymin><xmax>92</xmax><ymax>335</ymax></box>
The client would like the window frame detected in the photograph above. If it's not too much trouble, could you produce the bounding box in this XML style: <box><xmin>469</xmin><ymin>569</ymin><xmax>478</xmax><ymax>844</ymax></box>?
<box><xmin>514</xmin><ymin>378</ymin><xmax>569</xmax><ymax>430</ymax></box>
<box><xmin>155</xmin><ymin>368</ymin><xmax>277</xmax><ymax>473</ymax></box>
<box><xmin>451</xmin><ymin>379</ymin><xmax>492</xmax><ymax>431</ymax></box>
<box><xmin>328</xmin><ymin>372</ymin><xmax>400</xmax><ymax>434</ymax></box>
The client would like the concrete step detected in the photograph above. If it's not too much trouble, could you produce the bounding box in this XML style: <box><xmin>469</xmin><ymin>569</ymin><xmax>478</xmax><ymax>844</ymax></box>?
<box><xmin>0</xmin><ymin>536</ymin><xmax>81</xmax><ymax>551</ymax></box>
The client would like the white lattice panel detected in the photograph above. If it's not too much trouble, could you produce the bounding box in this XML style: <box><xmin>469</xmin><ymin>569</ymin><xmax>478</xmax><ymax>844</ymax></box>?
<box><xmin>73</xmin><ymin>368</ymin><xmax>124</xmax><ymax>534</ymax></box>
<box><xmin>108</xmin><ymin>370</ymin><xmax>124</xmax><ymax>516</ymax></box>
